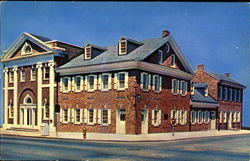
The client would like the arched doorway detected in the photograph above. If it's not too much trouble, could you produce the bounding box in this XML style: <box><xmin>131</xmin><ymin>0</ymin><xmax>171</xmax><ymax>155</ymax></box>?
<box><xmin>20</xmin><ymin>94</ymin><xmax>37</xmax><ymax>128</ymax></box>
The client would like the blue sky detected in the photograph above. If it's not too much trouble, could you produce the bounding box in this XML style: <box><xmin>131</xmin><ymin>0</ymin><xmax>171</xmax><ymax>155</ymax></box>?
<box><xmin>0</xmin><ymin>2</ymin><xmax>249</xmax><ymax>126</ymax></box>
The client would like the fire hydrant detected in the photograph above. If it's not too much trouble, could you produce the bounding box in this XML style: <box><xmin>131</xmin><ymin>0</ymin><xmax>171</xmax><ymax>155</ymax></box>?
<box><xmin>82</xmin><ymin>127</ymin><xmax>87</xmax><ymax>139</ymax></box>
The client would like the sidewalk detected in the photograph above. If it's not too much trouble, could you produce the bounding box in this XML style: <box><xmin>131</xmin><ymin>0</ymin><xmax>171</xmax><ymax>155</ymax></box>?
<box><xmin>1</xmin><ymin>128</ymin><xmax>250</xmax><ymax>141</ymax></box>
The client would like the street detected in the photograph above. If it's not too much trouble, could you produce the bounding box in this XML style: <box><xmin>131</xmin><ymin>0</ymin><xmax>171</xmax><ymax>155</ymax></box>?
<box><xmin>0</xmin><ymin>134</ymin><xmax>249</xmax><ymax>161</ymax></box>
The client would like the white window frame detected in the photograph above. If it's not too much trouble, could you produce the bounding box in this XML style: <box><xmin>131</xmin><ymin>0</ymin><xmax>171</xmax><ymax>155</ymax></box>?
<box><xmin>74</xmin><ymin>76</ymin><xmax>82</xmax><ymax>92</ymax></box>
<box><xmin>171</xmin><ymin>110</ymin><xmax>177</xmax><ymax>125</ymax></box>
<box><xmin>141</xmin><ymin>72</ymin><xmax>150</xmax><ymax>91</ymax></box>
<box><xmin>117</xmin><ymin>72</ymin><xmax>127</xmax><ymax>90</ymax></box>
<box><xmin>21</xmin><ymin>42</ymin><xmax>33</xmax><ymax>55</ymax></box>
<box><xmin>101</xmin><ymin>109</ymin><xmax>109</xmax><ymax>125</ymax></box>
<box><xmin>171</xmin><ymin>79</ymin><xmax>179</xmax><ymax>95</ymax></box>
<box><xmin>87</xmin><ymin>74</ymin><xmax>97</xmax><ymax>92</ymax></box>
<box><xmin>74</xmin><ymin>108</ymin><xmax>81</xmax><ymax>124</ymax></box>
<box><xmin>237</xmin><ymin>112</ymin><xmax>240</xmax><ymax>122</ymax></box>
<box><xmin>204</xmin><ymin>111</ymin><xmax>210</xmax><ymax>124</ymax></box>
<box><xmin>158</xmin><ymin>50</ymin><xmax>163</xmax><ymax>64</ymax></box>
<box><xmin>180</xmin><ymin>80</ymin><xmax>187</xmax><ymax>96</ymax></box>
<box><xmin>180</xmin><ymin>110</ymin><xmax>185</xmax><ymax>125</ymax></box>
<box><xmin>62</xmin><ymin>77</ymin><xmax>70</xmax><ymax>93</ymax></box>
<box><xmin>101</xmin><ymin>73</ymin><xmax>110</xmax><ymax>91</ymax></box>
<box><xmin>190</xmin><ymin>81</ymin><xmax>195</xmax><ymax>96</ymax></box>
<box><xmin>43</xmin><ymin>103</ymin><xmax>49</xmax><ymax>120</ymax></box>
<box><xmin>171</xmin><ymin>54</ymin><xmax>176</xmax><ymax>67</ymax></box>
<box><xmin>30</xmin><ymin>68</ymin><xmax>36</xmax><ymax>81</ymax></box>
<box><xmin>8</xmin><ymin>103</ymin><xmax>14</xmax><ymax>119</ymax></box>
<box><xmin>9</xmin><ymin>70</ymin><xmax>14</xmax><ymax>83</ymax></box>
<box><xmin>63</xmin><ymin>108</ymin><xmax>69</xmax><ymax>123</ymax></box>
<box><xmin>87</xmin><ymin>108</ymin><xmax>95</xmax><ymax>125</ymax></box>
<box><xmin>20</xmin><ymin>69</ymin><xmax>25</xmax><ymax>82</ymax></box>
<box><xmin>198</xmin><ymin>111</ymin><xmax>203</xmax><ymax>124</ymax></box>
<box><xmin>43</xmin><ymin>66</ymin><xmax>50</xmax><ymax>80</ymax></box>
<box><xmin>190</xmin><ymin>110</ymin><xmax>195</xmax><ymax>124</ymax></box>
<box><xmin>119</xmin><ymin>39</ymin><xmax>127</xmax><ymax>55</ymax></box>
<box><xmin>218</xmin><ymin>86</ymin><xmax>223</xmax><ymax>100</ymax></box>
<box><xmin>152</xmin><ymin>109</ymin><xmax>161</xmax><ymax>126</ymax></box>
<box><xmin>205</xmin><ymin>86</ymin><xmax>208</xmax><ymax>97</ymax></box>
<box><xmin>85</xmin><ymin>46</ymin><xmax>92</xmax><ymax>60</ymax></box>
<box><xmin>152</xmin><ymin>75</ymin><xmax>160</xmax><ymax>92</ymax></box>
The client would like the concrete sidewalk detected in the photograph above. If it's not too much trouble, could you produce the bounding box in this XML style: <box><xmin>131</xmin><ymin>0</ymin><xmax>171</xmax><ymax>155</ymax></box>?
<box><xmin>1</xmin><ymin>128</ymin><xmax>250</xmax><ymax>141</ymax></box>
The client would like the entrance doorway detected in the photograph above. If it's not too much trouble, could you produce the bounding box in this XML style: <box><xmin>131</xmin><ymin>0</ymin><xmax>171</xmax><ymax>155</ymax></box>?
<box><xmin>116</xmin><ymin>109</ymin><xmax>126</xmax><ymax>134</ymax></box>
<box><xmin>141</xmin><ymin>109</ymin><xmax>148</xmax><ymax>134</ymax></box>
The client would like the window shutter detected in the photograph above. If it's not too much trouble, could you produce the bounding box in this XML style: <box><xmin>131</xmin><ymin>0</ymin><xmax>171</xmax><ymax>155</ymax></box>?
<box><xmin>171</xmin><ymin>79</ymin><xmax>174</xmax><ymax>93</ymax></box>
<box><xmin>84</xmin><ymin>108</ymin><xmax>88</xmax><ymax>123</ymax></box>
<box><xmin>80</xmin><ymin>108</ymin><xmax>83</xmax><ymax>123</ymax></box>
<box><xmin>148</xmin><ymin>74</ymin><xmax>151</xmax><ymax>90</ymax></box>
<box><xmin>85</xmin><ymin>76</ymin><xmax>88</xmax><ymax>91</ymax></box>
<box><xmin>125</xmin><ymin>72</ymin><xmax>129</xmax><ymax>89</ymax></box>
<box><xmin>98</xmin><ymin>109</ymin><xmax>102</xmax><ymax>124</ymax></box>
<box><xmin>108</xmin><ymin>73</ymin><xmax>112</xmax><ymax>90</ymax></box>
<box><xmin>151</xmin><ymin>110</ymin><xmax>155</xmax><ymax>126</ymax></box>
<box><xmin>68</xmin><ymin>77</ymin><xmax>72</xmax><ymax>91</ymax></box>
<box><xmin>60</xmin><ymin>108</ymin><xmax>63</xmax><ymax>122</ymax></box>
<box><xmin>93</xmin><ymin>109</ymin><xmax>97</xmax><ymax>124</ymax></box>
<box><xmin>60</xmin><ymin>78</ymin><xmax>63</xmax><ymax>92</ymax></box>
<box><xmin>159</xmin><ymin>76</ymin><xmax>162</xmax><ymax>92</ymax></box>
<box><xmin>114</xmin><ymin>73</ymin><xmax>118</xmax><ymax>89</ymax></box>
<box><xmin>80</xmin><ymin>76</ymin><xmax>84</xmax><ymax>91</ymax></box>
<box><xmin>152</xmin><ymin>75</ymin><xmax>155</xmax><ymax>91</ymax></box>
<box><xmin>185</xmin><ymin>81</ymin><xmax>188</xmax><ymax>95</ymax></box>
<box><xmin>140</xmin><ymin>73</ymin><xmax>144</xmax><ymax>89</ymax></box>
<box><xmin>98</xmin><ymin>74</ymin><xmax>102</xmax><ymax>90</ymax></box>
<box><xmin>94</xmin><ymin>75</ymin><xmax>98</xmax><ymax>91</ymax></box>
<box><xmin>108</xmin><ymin>109</ymin><xmax>112</xmax><ymax>125</ymax></box>
<box><xmin>158</xmin><ymin>110</ymin><xmax>162</xmax><ymax>125</ymax></box>
<box><xmin>72</xmin><ymin>77</ymin><xmax>75</xmax><ymax>91</ymax></box>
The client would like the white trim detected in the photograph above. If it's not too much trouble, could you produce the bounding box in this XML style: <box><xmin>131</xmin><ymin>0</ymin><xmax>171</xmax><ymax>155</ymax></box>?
<box><xmin>84</xmin><ymin>45</ymin><xmax>92</xmax><ymax>60</ymax></box>
<box><xmin>74</xmin><ymin>108</ymin><xmax>81</xmax><ymax>124</ymax></box>
<box><xmin>190</xmin><ymin>110</ymin><xmax>195</xmax><ymax>125</ymax></box>
<box><xmin>117</xmin><ymin>71</ymin><xmax>128</xmax><ymax>90</ymax></box>
<box><xmin>62</xmin><ymin>77</ymin><xmax>70</xmax><ymax>93</ymax></box>
<box><xmin>74</xmin><ymin>76</ymin><xmax>82</xmax><ymax>92</ymax></box>
<box><xmin>87</xmin><ymin>74</ymin><xmax>96</xmax><ymax>92</ymax></box>
<box><xmin>43</xmin><ymin>65</ymin><xmax>50</xmax><ymax>80</ymax></box>
<box><xmin>170</xmin><ymin>54</ymin><xmax>176</xmax><ymax>68</ymax></box>
<box><xmin>118</xmin><ymin>39</ymin><xmax>127</xmax><ymax>55</ymax></box>
<box><xmin>21</xmin><ymin>42</ymin><xmax>33</xmax><ymax>56</ymax></box>
<box><xmin>101</xmin><ymin>73</ymin><xmax>110</xmax><ymax>91</ymax></box>
<box><xmin>30</xmin><ymin>67</ymin><xmax>36</xmax><ymax>81</ymax></box>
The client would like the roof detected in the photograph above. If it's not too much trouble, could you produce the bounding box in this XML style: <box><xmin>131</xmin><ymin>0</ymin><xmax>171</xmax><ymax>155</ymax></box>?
<box><xmin>59</xmin><ymin>37</ymin><xmax>170</xmax><ymax>69</ymax></box>
<box><xmin>194</xmin><ymin>83</ymin><xmax>207</xmax><ymax>88</ymax></box>
<box><xmin>191</xmin><ymin>89</ymin><xmax>217</xmax><ymax>104</ymax></box>
<box><xmin>28</xmin><ymin>33</ymin><xmax>51</xmax><ymax>42</ymax></box>
<box><xmin>205</xmin><ymin>70</ymin><xmax>245</xmax><ymax>87</ymax></box>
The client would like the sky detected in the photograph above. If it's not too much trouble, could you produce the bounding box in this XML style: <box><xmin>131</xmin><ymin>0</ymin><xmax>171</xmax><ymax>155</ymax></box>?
<box><xmin>0</xmin><ymin>2</ymin><xmax>249</xmax><ymax>126</ymax></box>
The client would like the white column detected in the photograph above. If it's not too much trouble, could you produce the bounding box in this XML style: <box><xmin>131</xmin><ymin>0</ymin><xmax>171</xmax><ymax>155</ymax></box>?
<box><xmin>36</xmin><ymin>62</ymin><xmax>43</xmax><ymax>130</ymax></box>
<box><xmin>13</xmin><ymin>66</ymin><xmax>18</xmax><ymax>125</ymax></box>
<box><xmin>20</xmin><ymin>108</ymin><xmax>23</xmax><ymax>125</ymax></box>
<box><xmin>24</xmin><ymin>109</ymin><xmax>27</xmax><ymax>126</ymax></box>
<box><xmin>48</xmin><ymin>61</ymin><xmax>55</xmax><ymax>131</ymax></box>
<box><xmin>32</xmin><ymin>108</ymin><xmax>35</xmax><ymax>127</ymax></box>
<box><xmin>3</xmin><ymin>68</ymin><xmax>9</xmax><ymax>128</ymax></box>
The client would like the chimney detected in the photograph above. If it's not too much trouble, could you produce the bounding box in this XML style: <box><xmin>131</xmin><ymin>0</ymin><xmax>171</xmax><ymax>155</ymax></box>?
<box><xmin>197</xmin><ymin>64</ymin><xmax>204</xmax><ymax>72</ymax></box>
<box><xmin>162</xmin><ymin>30</ymin><xmax>170</xmax><ymax>38</ymax></box>
<box><xmin>224</xmin><ymin>73</ymin><xmax>230</xmax><ymax>77</ymax></box>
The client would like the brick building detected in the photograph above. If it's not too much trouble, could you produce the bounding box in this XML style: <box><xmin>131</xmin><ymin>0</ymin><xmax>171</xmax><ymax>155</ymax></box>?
<box><xmin>0</xmin><ymin>32</ymin><xmax>82</xmax><ymax>135</ymax></box>
<box><xmin>193</xmin><ymin>65</ymin><xmax>246</xmax><ymax>130</ymax></box>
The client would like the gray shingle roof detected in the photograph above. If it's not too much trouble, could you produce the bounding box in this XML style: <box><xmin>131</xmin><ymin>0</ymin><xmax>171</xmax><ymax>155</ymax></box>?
<box><xmin>205</xmin><ymin>70</ymin><xmax>244</xmax><ymax>87</ymax></box>
<box><xmin>194</xmin><ymin>83</ymin><xmax>207</xmax><ymax>88</ymax></box>
<box><xmin>29</xmin><ymin>33</ymin><xmax>51</xmax><ymax>42</ymax></box>
<box><xmin>191</xmin><ymin>89</ymin><xmax>217</xmax><ymax>104</ymax></box>
<box><xmin>59</xmin><ymin>37</ymin><xmax>170</xmax><ymax>69</ymax></box>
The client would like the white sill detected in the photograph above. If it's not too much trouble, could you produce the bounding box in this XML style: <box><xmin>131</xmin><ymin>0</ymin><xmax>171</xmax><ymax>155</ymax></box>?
<box><xmin>74</xmin><ymin>122</ymin><xmax>81</xmax><ymax>125</ymax></box>
<box><xmin>43</xmin><ymin>78</ymin><xmax>50</xmax><ymax>80</ymax></box>
<box><xmin>30</xmin><ymin>80</ymin><xmax>36</xmax><ymax>82</ymax></box>
<box><xmin>181</xmin><ymin>94</ymin><xmax>186</xmax><ymax>97</ymax></box>
<box><xmin>87</xmin><ymin>123</ymin><xmax>94</xmax><ymax>126</ymax></box>
<box><xmin>154</xmin><ymin>91</ymin><xmax>160</xmax><ymax>93</ymax></box>
<box><xmin>101</xmin><ymin>89</ymin><xmax>109</xmax><ymax>92</ymax></box>
<box><xmin>20</xmin><ymin>80</ymin><xmax>25</xmax><ymax>82</ymax></box>
<box><xmin>100</xmin><ymin>124</ymin><xmax>109</xmax><ymax>127</ymax></box>
<box><xmin>87</xmin><ymin>90</ymin><xmax>95</xmax><ymax>93</ymax></box>
<box><xmin>74</xmin><ymin>90</ymin><xmax>81</xmax><ymax>93</ymax></box>
<box><xmin>172</xmin><ymin>93</ymin><xmax>178</xmax><ymax>96</ymax></box>
<box><xmin>142</xmin><ymin>89</ymin><xmax>149</xmax><ymax>92</ymax></box>
<box><xmin>62</xmin><ymin>91</ymin><xmax>69</xmax><ymax>94</ymax></box>
<box><xmin>117</xmin><ymin>89</ymin><xmax>126</xmax><ymax>92</ymax></box>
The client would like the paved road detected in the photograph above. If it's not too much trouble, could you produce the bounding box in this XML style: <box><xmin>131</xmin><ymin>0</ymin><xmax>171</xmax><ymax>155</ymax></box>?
<box><xmin>1</xmin><ymin>134</ymin><xmax>249</xmax><ymax>161</ymax></box>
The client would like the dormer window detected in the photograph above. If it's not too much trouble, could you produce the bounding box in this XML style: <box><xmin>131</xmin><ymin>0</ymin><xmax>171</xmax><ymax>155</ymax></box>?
<box><xmin>85</xmin><ymin>46</ymin><xmax>92</xmax><ymax>59</ymax></box>
<box><xmin>119</xmin><ymin>40</ymin><xmax>127</xmax><ymax>55</ymax></box>
<box><xmin>205</xmin><ymin>85</ymin><xmax>208</xmax><ymax>97</ymax></box>
<box><xmin>190</xmin><ymin>81</ymin><xmax>195</xmax><ymax>96</ymax></box>
<box><xmin>21</xmin><ymin>42</ymin><xmax>32</xmax><ymax>55</ymax></box>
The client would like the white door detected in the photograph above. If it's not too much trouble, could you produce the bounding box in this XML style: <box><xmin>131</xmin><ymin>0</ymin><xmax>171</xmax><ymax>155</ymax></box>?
<box><xmin>141</xmin><ymin>109</ymin><xmax>148</xmax><ymax>134</ymax></box>
<box><xmin>116</xmin><ymin>109</ymin><xmax>126</xmax><ymax>134</ymax></box>
<box><xmin>210</xmin><ymin>111</ymin><xmax>216</xmax><ymax>130</ymax></box>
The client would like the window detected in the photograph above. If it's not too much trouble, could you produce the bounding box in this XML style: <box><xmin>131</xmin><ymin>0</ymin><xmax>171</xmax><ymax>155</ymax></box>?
<box><xmin>205</xmin><ymin>111</ymin><xmax>209</xmax><ymax>123</ymax></box>
<box><xmin>205</xmin><ymin>85</ymin><xmax>208</xmax><ymax>97</ymax></box>
<box><xmin>44</xmin><ymin>66</ymin><xmax>50</xmax><ymax>79</ymax></box>
<box><xmin>198</xmin><ymin>111</ymin><xmax>203</xmax><ymax>124</ymax></box>
<box><xmin>20</xmin><ymin>69</ymin><xmax>25</xmax><ymax>82</ymax></box>
<box><xmin>229</xmin><ymin>88</ymin><xmax>233</xmax><ymax>101</ymax></box>
<box><xmin>180</xmin><ymin>81</ymin><xmax>187</xmax><ymax>95</ymax></box>
<box><xmin>85</xmin><ymin>46</ymin><xmax>91</xmax><ymax>59</ymax></box>
<box><xmin>190</xmin><ymin>81</ymin><xmax>195</xmax><ymax>96</ymax></box>
<box><xmin>8</xmin><ymin>103</ymin><xmax>14</xmax><ymax>118</ymax></box>
<box><xmin>102</xmin><ymin>109</ymin><xmax>108</xmax><ymax>124</ymax></box>
<box><xmin>88</xmin><ymin>75</ymin><xmax>95</xmax><ymax>90</ymax></box>
<box><xmin>119</xmin><ymin>40</ymin><xmax>127</xmax><ymax>55</ymax></box>
<box><xmin>118</xmin><ymin>73</ymin><xmax>125</xmax><ymax>89</ymax></box>
<box><xmin>21</xmin><ymin>42</ymin><xmax>32</xmax><ymax>55</ymax></box>
<box><xmin>152</xmin><ymin>109</ymin><xmax>161</xmax><ymax>126</ymax></box>
<box><xmin>237</xmin><ymin>90</ymin><xmax>241</xmax><ymax>102</ymax></box>
<box><xmin>218</xmin><ymin>86</ymin><xmax>223</xmax><ymax>100</ymax></box>
<box><xmin>172</xmin><ymin>79</ymin><xmax>179</xmax><ymax>94</ymax></box>
<box><xmin>63</xmin><ymin>109</ymin><xmax>68</xmax><ymax>122</ymax></box>
<box><xmin>63</xmin><ymin>77</ymin><xmax>69</xmax><ymax>92</ymax></box>
<box><xmin>75</xmin><ymin>109</ymin><xmax>81</xmax><ymax>123</ymax></box>
<box><xmin>233</xmin><ymin>112</ymin><xmax>236</xmax><ymax>122</ymax></box>
<box><xmin>154</xmin><ymin>110</ymin><xmax>158</xmax><ymax>125</ymax></box>
<box><xmin>233</xmin><ymin>89</ymin><xmax>237</xmax><ymax>102</ymax></box>
<box><xmin>9</xmin><ymin>71</ymin><xmax>14</xmax><ymax>83</ymax></box>
<box><xmin>120</xmin><ymin>109</ymin><xmax>126</xmax><ymax>121</ymax></box>
<box><xmin>171</xmin><ymin>54</ymin><xmax>176</xmax><ymax>67</ymax></box>
<box><xmin>158</xmin><ymin>50</ymin><xmax>163</xmax><ymax>64</ymax></box>
<box><xmin>223</xmin><ymin>87</ymin><xmax>228</xmax><ymax>100</ymax></box>
<box><xmin>102</xmin><ymin>74</ymin><xmax>109</xmax><ymax>90</ymax></box>
<box><xmin>223</xmin><ymin>111</ymin><xmax>227</xmax><ymax>123</ymax></box>
<box><xmin>180</xmin><ymin>110</ymin><xmax>185</xmax><ymax>125</ymax></box>
<box><xmin>44</xmin><ymin>103</ymin><xmax>49</xmax><ymax>119</ymax></box>
<box><xmin>141</xmin><ymin>72</ymin><xmax>150</xmax><ymax>91</ymax></box>
<box><xmin>75</xmin><ymin>76</ymin><xmax>81</xmax><ymax>91</ymax></box>
<box><xmin>88</xmin><ymin>109</ymin><xmax>94</xmax><ymax>124</ymax></box>
<box><xmin>153</xmin><ymin>75</ymin><xmax>160</xmax><ymax>92</ymax></box>
<box><xmin>191</xmin><ymin>110</ymin><xmax>195</xmax><ymax>124</ymax></box>
<box><xmin>31</xmin><ymin>68</ymin><xmax>36</xmax><ymax>81</ymax></box>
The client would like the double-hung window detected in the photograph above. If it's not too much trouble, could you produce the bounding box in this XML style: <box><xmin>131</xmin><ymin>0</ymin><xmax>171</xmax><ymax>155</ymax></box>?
<box><xmin>75</xmin><ymin>109</ymin><xmax>81</xmax><ymax>123</ymax></box>
<box><xmin>233</xmin><ymin>89</ymin><xmax>237</xmax><ymax>102</ymax></box>
<box><xmin>141</xmin><ymin>72</ymin><xmax>150</xmax><ymax>91</ymax></box>
<box><xmin>223</xmin><ymin>87</ymin><xmax>228</xmax><ymax>100</ymax></box>
<box><xmin>85</xmin><ymin>46</ymin><xmax>91</xmax><ymax>59</ymax></box>
<box><xmin>102</xmin><ymin>74</ymin><xmax>109</xmax><ymax>90</ymax></box>
<box><xmin>152</xmin><ymin>109</ymin><xmax>161</xmax><ymax>126</ymax></box>
<box><xmin>218</xmin><ymin>86</ymin><xmax>223</xmax><ymax>100</ymax></box>
<box><xmin>223</xmin><ymin>111</ymin><xmax>227</xmax><ymax>123</ymax></box>
<box><xmin>62</xmin><ymin>77</ymin><xmax>70</xmax><ymax>92</ymax></box>
<box><xmin>102</xmin><ymin>109</ymin><xmax>108</xmax><ymax>125</ymax></box>
<box><xmin>88</xmin><ymin>75</ymin><xmax>95</xmax><ymax>91</ymax></box>
<box><xmin>75</xmin><ymin>76</ymin><xmax>81</xmax><ymax>92</ymax></box>
<box><xmin>153</xmin><ymin>75</ymin><xmax>160</xmax><ymax>92</ymax></box>
<box><xmin>237</xmin><ymin>90</ymin><xmax>241</xmax><ymax>102</ymax></box>
<box><xmin>180</xmin><ymin>110</ymin><xmax>185</xmax><ymax>125</ymax></box>
<box><xmin>119</xmin><ymin>40</ymin><xmax>127</xmax><ymax>55</ymax></box>
<box><xmin>88</xmin><ymin>109</ymin><xmax>94</xmax><ymax>124</ymax></box>
<box><xmin>118</xmin><ymin>73</ymin><xmax>125</xmax><ymax>89</ymax></box>
<box><xmin>172</xmin><ymin>79</ymin><xmax>179</xmax><ymax>94</ymax></box>
<box><xmin>31</xmin><ymin>68</ymin><xmax>36</xmax><ymax>81</ymax></box>
<box><xmin>180</xmin><ymin>81</ymin><xmax>187</xmax><ymax>95</ymax></box>
<box><xmin>20</xmin><ymin>69</ymin><xmax>25</xmax><ymax>82</ymax></box>
<box><xmin>63</xmin><ymin>109</ymin><xmax>68</xmax><ymax>123</ymax></box>
<box><xmin>44</xmin><ymin>66</ymin><xmax>50</xmax><ymax>80</ymax></box>
<box><xmin>9</xmin><ymin>71</ymin><xmax>14</xmax><ymax>83</ymax></box>
<box><xmin>8</xmin><ymin>103</ymin><xmax>14</xmax><ymax>118</ymax></box>
<box><xmin>204</xmin><ymin>111</ymin><xmax>209</xmax><ymax>123</ymax></box>
<box><xmin>198</xmin><ymin>111</ymin><xmax>203</xmax><ymax>124</ymax></box>
<box><xmin>229</xmin><ymin>88</ymin><xmax>233</xmax><ymax>101</ymax></box>
<box><xmin>191</xmin><ymin>110</ymin><xmax>195</xmax><ymax>124</ymax></box>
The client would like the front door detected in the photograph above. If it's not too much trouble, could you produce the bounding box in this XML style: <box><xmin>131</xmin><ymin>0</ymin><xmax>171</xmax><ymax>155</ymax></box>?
<box><xmin>116</xmin><ymin>109</ymin><xmax>126</xmax><ymax>134</ymax></box>
<box><xmin>141</xmin><ymin>109</ymin><xmax>148</xmax><ymax>134</ymax></box>
<box><xmin>210</xmin><ymin>111</ymin><xmax>216</xmax><ymax>130</ymax></box>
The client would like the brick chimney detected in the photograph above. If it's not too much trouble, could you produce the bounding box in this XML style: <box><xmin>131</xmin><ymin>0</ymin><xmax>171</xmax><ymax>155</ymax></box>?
<box><xmin>197</xmin><ymin>64</ymin><xmax>204</xmax><ymax>72</ymax></box>
<box><xmin>162</xmin><ymin>30</ymin><xmax>170</xmax><ymax>38</ymax></box>
<box><xmin>224</xmin><ymin>73</ymin><xmax>230</xmax><ymax>77</ymax></box>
